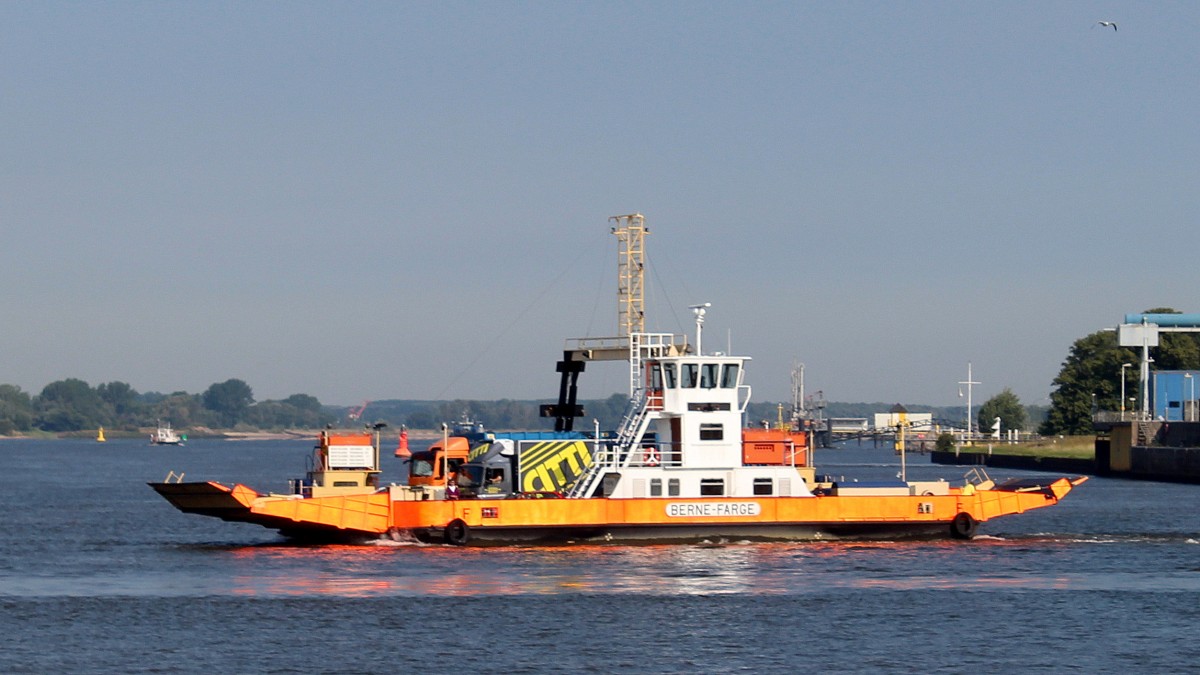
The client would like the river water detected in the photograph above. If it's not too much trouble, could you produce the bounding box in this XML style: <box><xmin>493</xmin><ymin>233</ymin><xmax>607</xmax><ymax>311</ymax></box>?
<box><xmin>1</xmin><ymin>438</ymin><xmax>1197</xmax><ymax>673</ymax></box>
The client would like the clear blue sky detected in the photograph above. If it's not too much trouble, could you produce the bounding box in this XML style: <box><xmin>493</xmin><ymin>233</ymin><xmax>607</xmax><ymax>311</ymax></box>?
<box><xmin>3</xmin><ymin>2</ymin><xmax>1198</xmax><ymax>408</ymax></box>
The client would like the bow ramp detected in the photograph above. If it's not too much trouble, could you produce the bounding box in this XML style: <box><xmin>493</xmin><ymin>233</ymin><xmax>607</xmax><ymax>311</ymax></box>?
<box><xmin>965</xmin><ymin>475</ymin><xmax>1088</xmax><ymax>521</ymax></box>
<box><xmin>149</xmin><ymin>480</ymin><xmax>391</xmax><ymax>538</ymax></box>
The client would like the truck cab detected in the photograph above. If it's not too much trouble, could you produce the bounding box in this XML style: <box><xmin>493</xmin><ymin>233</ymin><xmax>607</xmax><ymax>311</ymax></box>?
<box><xmin>407</xmin><ymin>436</ymin><xmax>470</xmax><ymax>488</ymax></box>
<box><xmin>456</xmin><ymin>438</ymin><xmax>516</xmax><ymax>498</ymax></box>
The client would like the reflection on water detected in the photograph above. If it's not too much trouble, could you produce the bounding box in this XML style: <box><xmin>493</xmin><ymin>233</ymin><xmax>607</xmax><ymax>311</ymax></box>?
<box><xmin>196</xmin><ymin>534</ymin><xmax>1200</xmax><ymax>599</ymax></box>
<box><xmin>5</xmin><ymin>440</ymin><xmax>1198</xmax><ymax>674</ymax></box>
<box><xmin>4</xmin><ymin>440</ymin><xmax>1200</xmax><ymax>602</ymax></box>
<box><xmin>848</xmin><ymin>575</ymin><xmax>1077</xmax><ymax>591</ymax></box>
<box><xmin>231</xmin><ymin>575</ymin><xmax>396</xmax><ymax>597</ymax></box>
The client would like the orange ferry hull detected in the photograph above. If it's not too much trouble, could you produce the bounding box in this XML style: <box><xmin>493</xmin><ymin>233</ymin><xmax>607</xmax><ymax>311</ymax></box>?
<box><xmin>150</xmin><ymin>475</ymin><xmax>1087</xmax><ymax>545</ymax></box>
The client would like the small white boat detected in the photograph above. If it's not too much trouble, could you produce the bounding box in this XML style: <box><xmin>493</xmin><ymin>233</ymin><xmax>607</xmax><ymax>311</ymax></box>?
<box><xmin>150</xmin><ymin>421</ymin><xmax>184</xmax><ymax>446</ymax></box>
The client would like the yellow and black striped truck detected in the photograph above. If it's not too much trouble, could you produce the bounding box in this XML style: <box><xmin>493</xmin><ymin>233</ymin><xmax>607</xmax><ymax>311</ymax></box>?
<box><xmin>455</xmin><ymin>434</ymin><xmax>596</xmax><ymax>498</ymax></box>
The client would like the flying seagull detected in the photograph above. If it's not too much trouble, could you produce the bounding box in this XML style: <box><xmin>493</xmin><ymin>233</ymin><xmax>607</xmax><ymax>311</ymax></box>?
<box><xmin>1094</xmin><ymin>21</ymin><xmax>1117</xmax><ymax>31</ymax></box>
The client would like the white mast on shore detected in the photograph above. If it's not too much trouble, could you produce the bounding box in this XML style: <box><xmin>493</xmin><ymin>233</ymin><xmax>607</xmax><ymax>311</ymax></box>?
<box><xmin>959</xmin><ymin>362</ymin><xmax>980</xmax><ymax>441</ymax></box>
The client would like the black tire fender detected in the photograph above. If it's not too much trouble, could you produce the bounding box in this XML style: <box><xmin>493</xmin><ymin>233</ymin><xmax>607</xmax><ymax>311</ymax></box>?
<box><xmin>950</xmin><ymin>512</ymin><xmax>978</xmax><ymax>540</ymax></box>
<box><xmin>444</xmin><ymin>518</ymin><xmax>470</xmax><ymax>546</ymax></box>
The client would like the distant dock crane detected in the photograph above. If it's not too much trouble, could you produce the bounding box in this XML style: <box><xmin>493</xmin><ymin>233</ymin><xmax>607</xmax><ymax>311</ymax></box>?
<box><xmin>347</xmin><ymin>400</ymin><xmax>370</xmax><ymax>421</ymax></box>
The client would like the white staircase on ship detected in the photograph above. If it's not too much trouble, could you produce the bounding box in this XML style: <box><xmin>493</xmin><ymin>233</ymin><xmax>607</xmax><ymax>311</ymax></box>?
<box><xmin>566</xmin><ymin>390</ymin><xmax>654</xmax><ymax>498</ymax></box>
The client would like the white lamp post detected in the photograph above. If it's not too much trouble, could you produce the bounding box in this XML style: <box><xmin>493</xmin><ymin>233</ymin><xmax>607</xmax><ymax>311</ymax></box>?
<box><xmin>1186</xmin><ymin>373</ymin><xmax>1195</xmax><ymax>422</ymax></box>
<box><xmin>1120</xmin><ymin>363</ymin><xmax>1132</xmax><ymax>421</ymax></box>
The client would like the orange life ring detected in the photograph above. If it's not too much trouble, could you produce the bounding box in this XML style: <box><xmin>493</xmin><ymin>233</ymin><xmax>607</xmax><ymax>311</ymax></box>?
<box><xmin>644</xmin><ymin>447</ymin><xmax>660</xmax><ymax>466</ymax></box>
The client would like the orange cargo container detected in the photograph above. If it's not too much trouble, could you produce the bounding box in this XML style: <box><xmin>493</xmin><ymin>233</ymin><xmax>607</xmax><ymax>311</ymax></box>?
<box><xmin>741</xmin><ymin>428</ymin><xmax>807</xmax><ymax>466</ymax></box>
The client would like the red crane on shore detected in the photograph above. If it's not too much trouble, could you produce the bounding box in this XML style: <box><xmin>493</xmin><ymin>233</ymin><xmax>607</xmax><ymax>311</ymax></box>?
<box><xmin>347</xmin><ymin>400</ymin><xmax>369</xmax><ymax>421</ymax></box>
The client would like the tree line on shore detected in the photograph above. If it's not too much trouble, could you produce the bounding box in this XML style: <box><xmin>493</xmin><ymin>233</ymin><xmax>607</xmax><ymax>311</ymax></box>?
<box><xmin>0</xmin><ymin>376</ymin><xmax>1040</xmax><ymax>438</ymax></box>
<box><xmin>0</xmin><ymin>378</ymin><xmax>330</xmax><ymax>435</ymax></box>
<box><xmin>10</xmin><ymin>304</ymin><xmax>1188</xmax><ymax>437</ymax></box>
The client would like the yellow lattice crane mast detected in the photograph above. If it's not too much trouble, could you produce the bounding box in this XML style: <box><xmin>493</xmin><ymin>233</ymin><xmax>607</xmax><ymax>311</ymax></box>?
<box><xmin>610</xmin><ymin>213</ymin><xmax>647</xmax><ymax>337</ymax></box>
<box><xmin>548</xmin><ymin>213</ymin><xmax>683</xmax><ymax>432</ymax></box>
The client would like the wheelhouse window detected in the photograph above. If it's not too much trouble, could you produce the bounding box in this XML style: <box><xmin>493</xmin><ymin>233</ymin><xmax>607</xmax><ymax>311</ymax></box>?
<box><xmin>721</xmin><ymin>363</ymin><xmax>739</xmax><ymax>388</ymax></box>
<box><xmin>650</xmin><ymin>363</ymin><xmax>679</xmax><ymax>391</ymax></box>
<box><xmin>699</xmin><ymin>478</ymin><xmax>725</xmax><ymax>496</ymax></box>
<box><xmin>662</xmin><ymin>363</ymin><xmax>677</xmax><ymax>389</ymax></box>
<box><xmin>700</xmin><ymin>363</ymin><xmax>719</xmax><ymax>389</ymax></box>
<box><xmin>753</xmin><ymin>478</ymin><xmax>773</xmax><ymax>496</ymax></box>
<box><xmin>681</xmin><ymin>363</ymin><xmax>698</xmax><ymax>388</ymax></box>
<box><xmin>699</xmin><ymin>423</ymin><xmax>724</xmax><ymax>441</ymax></box>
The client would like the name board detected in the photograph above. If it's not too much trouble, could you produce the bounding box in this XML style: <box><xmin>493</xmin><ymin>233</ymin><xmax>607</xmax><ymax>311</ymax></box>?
<box><xmin>328</xmin><ymin>444</ymin><xmax>374</xmax><ymax>469</ymax></box>
<box><xmin>665</xmin><ymin>502</ymin><xmax>761</xmax><ymax>518</ymax></box>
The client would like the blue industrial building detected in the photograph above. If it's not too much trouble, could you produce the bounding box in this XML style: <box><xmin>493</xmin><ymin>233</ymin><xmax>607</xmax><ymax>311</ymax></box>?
<box><xmin>1152</xmin><ymin>370</ymin><xmax>1200</xmax><ymax>421</ymax></box>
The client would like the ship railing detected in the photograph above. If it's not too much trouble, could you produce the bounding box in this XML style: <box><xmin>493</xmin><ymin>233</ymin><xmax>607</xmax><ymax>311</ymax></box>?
<box><xmin>611</xmin><ymin>389</ymin><xmax>651</xmax><ymax>454</ymax></box>
<box><xmin>963</xmin><ymin>467</ymin><xmax>994</xmax><ymax>489</ymax></box>
<box><xmin>565</xmin><ymin>451</ymin><xmax>606</xmax><ymax>499</ymax></box>
<box><xmin>585</xmin><ymin>440</ymin><xmax>680</xmax><ymax>469</ymax></box>
<box><xmin>567</xmin><ymin>437</ymin><xmax>625</xmax><ymax>499</ymax></box>
<box><xmin>617</xmin><ymin>390</ymin><xmax>645</xmax><ymax>430</ymax></box>
<box><xmin>632</xmin><ymin>440</ymin><xmax>680</xmax><ymax>467</ymax></box>
<box><xmin>646</xmin><ymin>390</ymin><xmax>664</xmax><ymax>410</ymax></box>
<box><xmin>567</xmin><ymin>391</ymin><xmax>652</xmax><ymax>498</ymax></box>
<box><xmin>588</xmin><ymin>442</ymin><xmax>618</xmax><ymax>469</ymax></box>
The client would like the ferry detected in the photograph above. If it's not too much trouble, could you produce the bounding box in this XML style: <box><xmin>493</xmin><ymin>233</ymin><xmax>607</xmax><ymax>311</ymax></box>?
<box><xmin>150</xmin><ymin>312</ymin><xmax>1086</xmax><ymax>545</ymax></box>
<box><xmin>150</xmin><ymin>421</ymin><xmax>184</xmax><ymax>446</ymax></box>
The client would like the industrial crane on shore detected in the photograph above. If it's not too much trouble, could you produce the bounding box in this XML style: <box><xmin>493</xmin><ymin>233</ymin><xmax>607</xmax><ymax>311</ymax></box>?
<box><xmin>347</xmin><ymin>400</ymin><xmax>370</xmax><ymax>421</ymax></box>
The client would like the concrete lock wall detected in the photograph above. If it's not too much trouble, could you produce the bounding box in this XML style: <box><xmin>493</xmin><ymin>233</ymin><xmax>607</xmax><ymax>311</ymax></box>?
<box><xmin>1105</xmin><ymin>422</ymin><xmax>1200</xmax><ymax>483</ymax></box>
<box><xmin>932</xmin><ymin>420</ymin><xmax>1200</xmax><ymax>484</ymax></box>
<box><xmin>1129</xmin><ymin>446</ymin><xmax>1200</xmax><ymax>481</ymax></box>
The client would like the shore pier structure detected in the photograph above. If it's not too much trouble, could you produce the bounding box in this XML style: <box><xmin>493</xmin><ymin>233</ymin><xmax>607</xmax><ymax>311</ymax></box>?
<box><xmin>1092</xmin><ymin>419</ymin><xmax>1200</xmax><ymax>484</ymax></box>
<box><xmin>931</xmin><ymin>311</ymin><xmax>1200</xmax><ymax>483</ymax></box>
